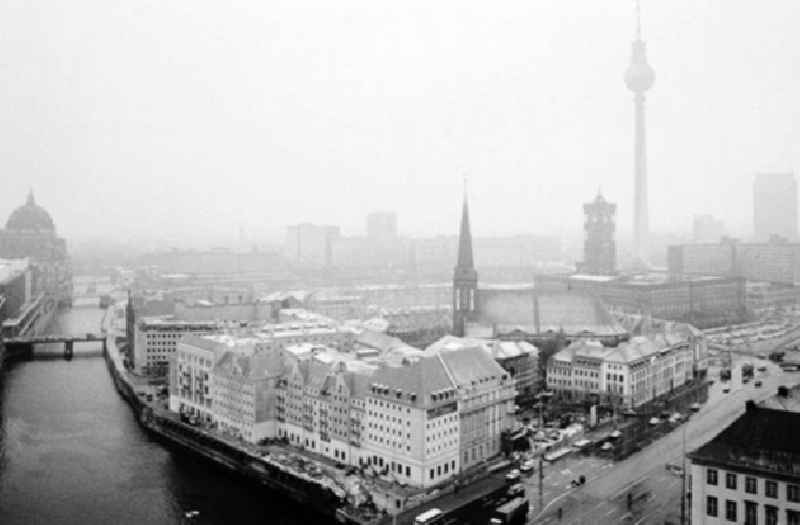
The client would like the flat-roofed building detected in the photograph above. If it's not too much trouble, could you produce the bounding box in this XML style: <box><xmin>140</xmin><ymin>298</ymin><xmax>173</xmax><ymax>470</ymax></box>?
<box><xmin>560</xmin><ymin>273</ymin><xmax>746</xmax><ymax>329</ymax></box>
<box><xmin>668</xmin><ymin>238</ymin><xmax>800</xmax><ymax>285</ymax></box>
<box><xmin>134</xmin><ymin>318</ymin><xmax>220</xmax><ymax>376</ymax></box>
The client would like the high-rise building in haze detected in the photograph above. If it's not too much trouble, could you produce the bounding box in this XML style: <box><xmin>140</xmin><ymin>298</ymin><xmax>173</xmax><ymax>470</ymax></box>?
<box><xmin>579</xmin><ymin>193</ymin><xmax>616</xmax><ymax>275</ymax></box>
<box><xmin>753</xmin><ymin>172</ymin><xmax>797</xmax><ymax>241</ymax></box>
<box><xmin>624</xmin><ymin>1</ymin><xmax>655</xmax><ymax>264</ymax></box>
<box><xmin>366</xmin><ymin>211</ymin><xmax>398</xmax><ymax>243</ymax></box>
<box><xmin>693</xmin><ymin>214</ymin><xmax>725</xmax><ymax>243</ymax></box>
<box><xmin>282</xmin><ymin>223</ymin><xmax>340</xmax><ymax>268</ymax></box>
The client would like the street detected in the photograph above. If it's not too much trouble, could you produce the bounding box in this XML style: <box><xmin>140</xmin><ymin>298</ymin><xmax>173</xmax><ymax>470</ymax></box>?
<box><xmin>529</xmin><ymin>358</ymin><xmax>800</xmax><ymax>524</ymax></box>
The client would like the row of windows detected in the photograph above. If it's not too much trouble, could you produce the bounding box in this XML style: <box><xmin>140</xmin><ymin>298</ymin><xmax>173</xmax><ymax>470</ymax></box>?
<box><xmin>707</xmin><ymin>468</ymin><xmax>800</xmax><ymax>501</ymax></box>
<box><xmin>706</xmin><ymin>496</ymin><xmax>799</xmax><ymax>525</ymax></box>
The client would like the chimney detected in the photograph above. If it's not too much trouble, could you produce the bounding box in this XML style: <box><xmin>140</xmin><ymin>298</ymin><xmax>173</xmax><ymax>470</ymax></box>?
<box><xmin>745</xmin><ymin>400</ymin><xmax>756</xmax><ymax>412</ymax></box>
<box><xmin>778</xmin><ymin>385</ymin><xmax>789</xmax><ymax>397</ymax></box>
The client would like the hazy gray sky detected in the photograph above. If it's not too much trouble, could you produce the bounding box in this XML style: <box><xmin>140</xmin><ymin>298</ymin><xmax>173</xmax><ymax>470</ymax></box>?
<box><xmin>1</xmin><ymin>0</ymin><xmax>799</xmax><ymax>246</ymax></box>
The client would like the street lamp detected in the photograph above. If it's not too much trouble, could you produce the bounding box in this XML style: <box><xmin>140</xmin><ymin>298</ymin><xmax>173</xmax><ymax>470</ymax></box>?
<box><xmin>680</xmin><ymin>418</ymin><xmax>687</xmax><ymax>525</ymax></box>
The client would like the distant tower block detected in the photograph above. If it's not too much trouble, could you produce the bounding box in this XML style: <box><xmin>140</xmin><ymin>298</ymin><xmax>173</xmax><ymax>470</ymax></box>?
<box><xmin>580</xmin><ymin>192</ymin><xmax>617</xmax><ymax>275</ymax></box>
<box><xmin>625</xmin><ymin>0</ymin><xmax>655</xmax><ymax>264</ymax></box>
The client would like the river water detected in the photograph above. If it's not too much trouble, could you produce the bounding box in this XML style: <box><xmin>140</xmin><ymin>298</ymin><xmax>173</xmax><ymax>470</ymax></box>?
<box><xmin>0</xmin><ymin>306</ymin><xmax>316</xmax><ymax>525</ymax></box>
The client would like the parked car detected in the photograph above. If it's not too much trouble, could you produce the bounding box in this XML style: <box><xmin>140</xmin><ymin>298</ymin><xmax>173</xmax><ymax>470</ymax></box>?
<box><xmin>754</xmin><ymin>380</ymin><xmax>763</xmax><ymax>388</ymax></box>
<box><xmin>507</xmin><ymin>483</ymin><xmax>525</xmax><ymax>497</ymax></box>
<box><xmin>520</xmin><ymin>459</ymin><xmax>536</xmax><ymax>473</ymax></box>
<box><xmin>505</xmin><ymin>469</ymin><xmax>521</xmax><ymax>482</ymax></box>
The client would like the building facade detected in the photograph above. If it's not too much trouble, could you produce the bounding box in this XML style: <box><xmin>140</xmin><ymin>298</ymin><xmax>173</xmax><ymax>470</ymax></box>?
<box><xmin>689</xmin><ymin>391</ymin><xmax>800</xmax><ymax>525</ymax></box>
<box><xmin>134</xmin><ymin>318</ymin><xmax>220</xmax><ymax>376</ymax></box>
<box><xmin>167</xmin><ymin>332</ymin><xmax>516</xmax><ymax>489</ymax></box>
<box><xmin>547</xmin><ymin>336</ymin><xmax>693</xmax><ymax>409</ymax></box>
<box><xmin>668</xmin><ymin>238</ymin><xmax>800</xmax><ymax>285</ymax></box>
<box><xmin>561</xmin><ymin>273</ymin><xmax>746</xmax><ymax>329</ymax></box>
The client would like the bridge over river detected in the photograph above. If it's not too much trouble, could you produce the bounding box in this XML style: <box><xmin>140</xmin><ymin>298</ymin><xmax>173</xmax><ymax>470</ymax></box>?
<box><xmin>3</xmin><ymin>332</ymin><xmax>107</xmax><ymax>359</ymax></box>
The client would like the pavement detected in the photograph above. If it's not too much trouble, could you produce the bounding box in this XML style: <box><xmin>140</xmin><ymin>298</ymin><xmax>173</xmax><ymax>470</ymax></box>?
<box><xmin>529</xmin><ymin>357</ymin><xmax>800</xmax><ymax>524</ymax></box>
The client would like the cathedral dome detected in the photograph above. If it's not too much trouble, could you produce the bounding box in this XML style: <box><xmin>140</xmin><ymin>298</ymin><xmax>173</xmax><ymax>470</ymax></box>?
<box><xmin>6</xmin><ymin>191</ymin><xmax>55</xmax><ymax>232</ymax></box>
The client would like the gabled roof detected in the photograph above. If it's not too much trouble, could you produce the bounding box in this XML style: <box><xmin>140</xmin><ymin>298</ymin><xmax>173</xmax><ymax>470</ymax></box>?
<box><xmin>437</xmin><ymin>346</ymin><xmax>506</xmax><ymax>387</ymax></box>
<box><xmin>370</xmin><ymin>354</ymin><xmax>455</xmax><ymax>407</ymax></box>
<box><xmin>553</xmin><ymin>339</ymin><xmax>608</xmax><ymax>363</ymax></box>
<box><xmin>212</xmin><ymin>347</ymin><xmax>288</xmax><ymax>380</ymax></box>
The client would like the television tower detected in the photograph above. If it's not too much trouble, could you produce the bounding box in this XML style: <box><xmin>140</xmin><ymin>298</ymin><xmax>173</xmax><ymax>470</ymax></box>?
<box><xmin>625</xmin><ymin>0</ymin><xmax>655</xmax><ymax>265</ymax></box>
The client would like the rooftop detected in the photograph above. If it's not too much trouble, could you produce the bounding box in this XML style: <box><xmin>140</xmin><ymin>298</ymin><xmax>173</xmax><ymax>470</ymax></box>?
<box><xmin>759</xmin><ymin>384</ymin><xmax>800</xmax><ymax>412</ymax></box>
<box><xmin>475</xmin><ymin>289</ymin><xmax>625</xmax><ymax>337</ymax></box>
<box><xmin>689</xmin><ymin>399</ymin><xmax>800</xmax><ymax>479</ymax></box>
<box><xmin>0</xmin><ymin>258</ymin><xmax>29</xmax><ymax>285</ymax></box>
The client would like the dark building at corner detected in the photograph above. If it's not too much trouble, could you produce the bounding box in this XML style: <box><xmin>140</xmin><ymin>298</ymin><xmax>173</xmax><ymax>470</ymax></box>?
<box><xmin>689</xmin><ymin>387</ymin><xmax>800</xmax><ymax>524</ymax></box>
<box><xmin>0</xmin><ymin>191</ymin><xmax>72</xmax><ymax>336</ymax></box>
<box><xmin>579</xmin><ymin>193</ymin><xmax>616</xmax><ymax>276</ymax></box>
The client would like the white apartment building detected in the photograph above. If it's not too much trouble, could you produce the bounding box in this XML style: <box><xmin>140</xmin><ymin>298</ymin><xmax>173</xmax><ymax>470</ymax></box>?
<box><xmin>436</xmin><ymin>346</ymin><xmax>516</xmax><ymax>470</ymax></box>
<box><xmin>168</xmin><ymin>334</ymin><xmax>260</xmax><ymax>421</ymax></box>
<box><xmin>212</xmin><ymin>349</ymin><xmax>286</xmax><ymax>443</ymax></box>
<box><xmin>167</xmin><ymin>332</ymin><xmax>516</xmax><ymax>489</ymax></box>
<box><xmin>547</xmin><ymin>336</ymin><xmax>693</xmax><ymax>409</ymax></box>
<box><xmin>689</xmin><ymin>394</ymin><xmax>800</xmax><ymax>525</ymax></box>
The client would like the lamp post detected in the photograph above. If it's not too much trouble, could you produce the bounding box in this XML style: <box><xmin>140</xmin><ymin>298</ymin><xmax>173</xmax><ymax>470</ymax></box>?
<box><xmin>680</xmin><ymin>420</ymin><xmax>687</xmax><ymax>525</ymax></box>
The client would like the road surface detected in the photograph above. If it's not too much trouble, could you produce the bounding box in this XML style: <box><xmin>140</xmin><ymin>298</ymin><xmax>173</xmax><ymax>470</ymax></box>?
<box><xmin>531</xmin><ymin>359</ymin><xmax>799</xmax><ymax>524</ymax></box>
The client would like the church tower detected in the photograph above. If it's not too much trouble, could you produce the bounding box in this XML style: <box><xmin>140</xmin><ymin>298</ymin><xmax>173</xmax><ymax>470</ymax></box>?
<box><xmin>453</xmin><ymin>184</ymin><xmax>478</xmax><ymax>337</ymax></box>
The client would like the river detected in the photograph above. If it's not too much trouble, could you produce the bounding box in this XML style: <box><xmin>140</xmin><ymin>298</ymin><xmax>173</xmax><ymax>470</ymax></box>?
<box><xmin>0</xmin><ymin>306</ymin><xmax>316</xmax><ymax>524</ymax></box>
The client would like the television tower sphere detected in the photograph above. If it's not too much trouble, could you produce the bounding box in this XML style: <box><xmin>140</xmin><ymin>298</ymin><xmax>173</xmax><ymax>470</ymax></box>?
<box><xmin>625</xmin><ymin>42</ymin><xmax>655</xmax><ymax>93</ymax></box>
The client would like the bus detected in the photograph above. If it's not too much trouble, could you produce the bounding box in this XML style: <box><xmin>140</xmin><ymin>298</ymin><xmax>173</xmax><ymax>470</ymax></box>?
<box><xmin>414</xmin><ymin>508</ymin><xmax>445</xmax><ymax>524</ymax></box>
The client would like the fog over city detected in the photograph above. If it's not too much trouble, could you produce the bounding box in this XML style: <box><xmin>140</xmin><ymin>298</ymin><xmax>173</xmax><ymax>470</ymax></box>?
<box><xmin>2</xmin><ymin>0</ymin><xmax>799</xmax><ymax>248</ymax></box>
<box><xmin>4</xmin><ymin>3</ymin><xmax>800</xmax><ymax>525</ymax></box>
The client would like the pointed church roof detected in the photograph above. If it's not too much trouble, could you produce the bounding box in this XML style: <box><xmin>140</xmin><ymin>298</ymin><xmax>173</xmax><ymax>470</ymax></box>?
<box><xmin>456</xmin><ymin>191</ymin><xmax>474</xmax><ymax>270</ymax></box>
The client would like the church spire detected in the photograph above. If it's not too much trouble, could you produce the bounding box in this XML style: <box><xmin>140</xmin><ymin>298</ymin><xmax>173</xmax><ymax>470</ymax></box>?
<box><xmin>26</xmin><ymin>188</ymin><xmax>35</xmax><ymax>205</ymax></box>
<box><xmin>456</xmin><ymin>176</ymin><xmax>474</xmax><ymax>270</ymax></box>
<box><xmin>452</xmin><ymin>176</ymin><xmax>478</xmax><ymax>337</ymax></box>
